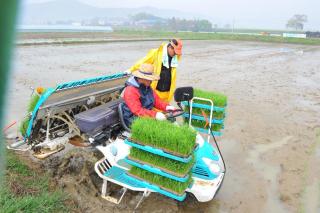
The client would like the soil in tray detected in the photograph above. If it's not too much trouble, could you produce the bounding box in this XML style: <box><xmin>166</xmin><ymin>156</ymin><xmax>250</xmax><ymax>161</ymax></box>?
<box><xmin>128</xmin><ymin>166</ymin><xmax>192</xmax><ymax>196</ymax></box>
<box><xmin>130</xmin><ymin>117</ymin><xmax>197</xmax><ymax>157</ymax></box>
<box><xmin>128</xmin><ymin>148</ymin><xmax>195</xmax><ymax>177</ymax></box>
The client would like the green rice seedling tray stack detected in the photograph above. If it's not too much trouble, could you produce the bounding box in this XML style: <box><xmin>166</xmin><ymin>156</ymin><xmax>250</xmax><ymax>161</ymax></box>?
<box><xmin>125</xmin><ymin>167</ymin><xmax>191</xmax><ymax>201</ymax></box>
<box><xmin>126</xmin><ymin>118</ymin><xmax>197</xmax><ymax>199</ymax></box>
<box><xmin>125</xmin><ymin>139</ymin><xmax>195</xmax><ymax>163</ymax></box>
<box><xmin>128</xmin><ymin>117</ymin><xmax>197</xmax><ymax>159</ymax></box>
<box><xmin>182</xmin><ymin>88</ymin><xmax>227</xmax><ymax>136</ymax></box>
<box><xmin>125</xmin><ymin>147</ymin><xmax>195</xmax><ymax>182</ymax></box>
<box><xmin>127</xmin><ymin>167</ymin><xmax>193</xmax><ymax>198</ymax></box>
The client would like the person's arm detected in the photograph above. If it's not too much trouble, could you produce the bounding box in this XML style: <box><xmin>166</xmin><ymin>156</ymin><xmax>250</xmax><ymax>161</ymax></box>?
<box><xmin>129</xmin><ymin>49</ymin><xmax>157</xmax><ymax>72</ymax></box>
<box><xmin>153</xmin><ymin>90</ymin><xmax>169</xmax><ymax>111</ymax></box>
<box><xmin>124</xmin><ymin>86</ymin><xmax>157</xmax><ymax>117</ymax></box>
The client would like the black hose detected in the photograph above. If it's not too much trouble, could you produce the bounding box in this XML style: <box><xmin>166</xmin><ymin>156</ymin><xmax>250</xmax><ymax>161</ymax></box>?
<box><xmin>210</xmin><ymin>128</ymin><xmax>226</xmax><ymax>173</ymax></box>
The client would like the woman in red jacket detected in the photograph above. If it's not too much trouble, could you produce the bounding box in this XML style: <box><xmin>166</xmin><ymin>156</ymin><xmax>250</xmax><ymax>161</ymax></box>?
<box><xmin>122</xmin><ymin>64</ymin><xmax>175</xmax><ymax>127</ymax></box>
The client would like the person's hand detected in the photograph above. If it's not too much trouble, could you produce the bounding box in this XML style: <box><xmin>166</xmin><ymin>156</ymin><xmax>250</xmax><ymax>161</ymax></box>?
<box><xmin>123</xmin><ymin>69</ymin><xmax>131</xmax><ymax>75</ymax></box>
<box><xmin>156</xmin><ymin>112</ymin><xmax>166</xmax><ymax>121</ymax></box>
<box><xmin>166</xmin><ymin>105</ymin><xmax>176</xmax><ymax>111</ymax></box>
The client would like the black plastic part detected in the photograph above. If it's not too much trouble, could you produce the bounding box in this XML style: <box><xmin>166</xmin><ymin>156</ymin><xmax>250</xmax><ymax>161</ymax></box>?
<box><xmin>174</xmin><ymin>87</ymin><xmax>194</xmax><ymax>102</ymax></box>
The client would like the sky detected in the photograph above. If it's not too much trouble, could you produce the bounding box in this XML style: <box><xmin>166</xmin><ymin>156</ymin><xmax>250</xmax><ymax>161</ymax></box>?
<box><xmin>25</xmin><ymin>0</ymin><xmax>320</xmax><ymax>30</ymax></box>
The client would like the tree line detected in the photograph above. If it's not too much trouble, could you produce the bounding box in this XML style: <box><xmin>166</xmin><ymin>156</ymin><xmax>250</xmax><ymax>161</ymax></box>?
<box><xmin>131</xmin><ymin>13</ymin><xmax>213</xmax><ymax>32</ymax></box>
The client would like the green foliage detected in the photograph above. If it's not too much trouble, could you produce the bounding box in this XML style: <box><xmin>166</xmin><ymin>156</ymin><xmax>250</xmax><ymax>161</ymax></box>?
<box><xmin>5</xmin><ymin>151</ymin><xmax>32</xmax><ymax>176</ymax></box>
<box><xmin>286</xmin><ymin>14</ymin><xmax>308</xmax><ymax>30</ymax></box>
<box><xmin>19</xmin><ymin>92</ymin><xmax>42</xmax><ymax>136</ymax></box>
<box><xmin>129</xmin><ymin>167</ymin><xmax>192</xmax><ymax>195</ymax></box>
<box><xmin>129</xmin><ymin>118</ymin><xmax>196</xmax><ymax>197</ymax></box>
<box><xmin>129</xmin><ymin>148</ymin><xmax>195</xmax><ymax>176</ymax></box>
<box><xmin>19</xmin><ymin>30</ymin><xmax>320</xmax><ymax>46</ymax></box>
<box><xmin>167</xmin><ymin>18</ymin><xmax>213</xmax><ymax>32</ymax></box>
<box><xmin>0</xmin><ymin>189</ymin><xmax>67</xmax><ymax>213</ymax></box>
<box><xmin>189</xmin><ymin>88</ymin><xmax>226</xmax><ymax>117</ymax></box>
<box><xmin>27</xmin><ymin>93</ymin><xmax>40</xmax><ymax>113</ymax></box>
<box><xmin>186</xmin><ymin>108</ymin><xmax>225</xmax><ymax>119</ymax></box>
<box><xmin>130</xmin><ymin>12</ymin><xmax>164</xmax><ymax>22</ymax></box>
<box><xmin>0</xmin><ymin>151</ymin><xmax>70</xmax><ymax>213</ymax></box>
<box><xmin>128</xmin><ymin>13</ymin><xmax>213</xmax><ymax>32</ymax></box>
<box><xmin>19</xmin><ymin>116</ymin><xmax>30</xmax><ymax>138</ymax></box>
<box><xmin>131</xmin><ymin>118</ymin><xmax>196</xmax><ymax>156</ymax></box>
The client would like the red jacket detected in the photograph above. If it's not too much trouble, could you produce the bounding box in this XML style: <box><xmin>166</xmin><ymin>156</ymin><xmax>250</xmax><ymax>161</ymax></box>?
<box><xmin>124</xmin><ymin>86</ymin><xmax>168</xmax><ymax>118</ymax></box>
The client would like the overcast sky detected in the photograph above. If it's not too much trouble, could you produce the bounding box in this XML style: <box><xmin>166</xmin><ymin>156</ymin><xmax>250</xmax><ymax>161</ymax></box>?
<box><xmin>25</xmin><ymin>0</ymin><xmax>320</xmax><ymax>30</ymax></box>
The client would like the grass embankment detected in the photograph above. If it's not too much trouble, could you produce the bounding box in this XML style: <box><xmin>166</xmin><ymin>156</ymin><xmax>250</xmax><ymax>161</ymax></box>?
<box><xmin>129</xmin><ymin>167</ymin><xmax>192</xmax><ymax>196</ymax></box>
<box><xmin>0</xmin><ymin>151</ymin><xmax>71</xmax><ymax>212</ymax></box>
<box><xmin>115</xmin><ymin>30</ymin><xmax>320</xmax><ymax>45</ymax></box>
<box><xmin>19</xmin><ymin>30</ymin><xmax>320</xmax><ymax>46</ymax></box>
<box><xmin>129</xmin><ymin>147</ymin><xmax>195</xmax><ymax>177</ymax></box>
<box><xmin>130</xmin><ymin>118</ymin><xmax>196</xmax><ymax>156</ymax></box>
<box><xmin>184</xmin><ymin>89</ymin><xmax>227</xmax><ymax>131</ymax></box>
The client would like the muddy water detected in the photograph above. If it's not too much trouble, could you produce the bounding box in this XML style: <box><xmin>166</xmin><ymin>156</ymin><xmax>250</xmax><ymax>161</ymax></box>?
<box><xmin>247</xmin><ymin>136</ymin><xmax>293</xmax><ymax>213</ymax></box>
<box><xmin>5</xmin><ymin>40</ymin><xmax>320</xmax><ymax>212</ymax></box>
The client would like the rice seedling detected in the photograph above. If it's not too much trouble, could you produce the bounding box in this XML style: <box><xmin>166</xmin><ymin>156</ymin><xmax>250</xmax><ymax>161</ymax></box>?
<box><xmin>193</xmin><ymin>89</ymin><xmax>227</xmax><ymax>107</ymax></box>
<box><xmin>19</xmin><ymin>116</ymin><xmax>31</xmax><ymax>137</ymax></box>
<box><xmin>19</xmin><ymin>89</ymin><xmax>45</xmax><ymax>136</ymax></box>
<box><xmin>27</xmin><ymin>93</ymin><xmax>40</xmax><ymax>112</ymax></box>
<box><xmin>130</xmin><ymin>117</ymin><xmax>197</xmax><ymax>156</ymax></box>
<box><xmin>183</xmin><ymin>88</ymin><xmax>227</xmax><ymax>119</ymax></box>
<box><xmin>185</xmin><ymin>118</ymin><xmax>223</xmax><ymax>131</ymax></box>
<box><xmin>129</xmin><ymin>166</ymin><xmax>192</xmax><ymax>195</ymax></box>
<box><xmin>129</xmin><ymin>148</ymin><xmax>195</xmax><ymax>177</ymax></box>
<box><xmin>184</xmin><ymin>106</ymin><xmax>225</xmax><ymax>120</ymax></box>
<box><xmin>183</xmin><ymin>88</ymin><xmax>227</xmax><ymax>131</ymax></box>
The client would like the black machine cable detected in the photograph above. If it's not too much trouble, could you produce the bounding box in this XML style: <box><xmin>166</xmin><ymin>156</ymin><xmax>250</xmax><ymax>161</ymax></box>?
<box><xmin>210</xmin><ymin>127</ymin><xmax>227</xmax><ymax>173</ymax></box>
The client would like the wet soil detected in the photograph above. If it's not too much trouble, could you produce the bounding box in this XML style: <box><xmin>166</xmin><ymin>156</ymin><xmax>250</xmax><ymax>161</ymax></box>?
<box><xmin>5</xmin><ymin>39</ymin><xmax>320</xmax><ymax>212</ymax></box>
